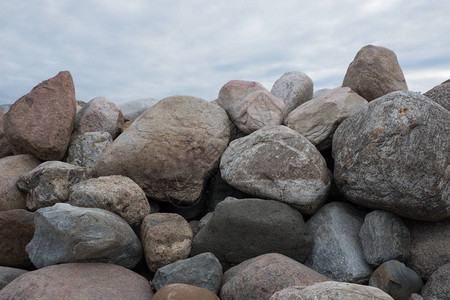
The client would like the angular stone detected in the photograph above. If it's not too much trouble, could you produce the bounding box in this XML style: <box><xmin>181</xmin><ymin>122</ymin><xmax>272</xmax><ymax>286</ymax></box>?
<box><xmin>0</xmin><ymin>263</ymin><xmax>153</xmax><ymax>299</ymax></box>
<box><xmin>141</xmin><ymin>213</ymin><xmax>193</xmax><ymax>272</ymax></box>
<box><xmin>343</xmin><ymin>45</ymin><xmax>408</xmax><ymax>101</ymax></box>
<box><xmin>220</xmin><ymin>125</ymin><xmax>330</xmax><ymax>214</ymax></box>
<box><xmin>0</xmin><ymin>266</ymin><xmax>28</xmax><ymax>290</ymax></box>
<box><xmin>66</xmin><ymin>131</ymin><xmax>112</xmax><ymax>167</ymax></box>
<box><xmin>118</xmin><ymin>97</ymin><xmax>160</xmax><ymax>120</ymax></box>
<box><xmin>153</xmin><ymin>284</ymin><xmax>219</xmax><ymax>300</ymax></box>
<box><xmin>424</xmin><ymin>81</ymin><xmax>450</xmax><ymax>111</ymax></box>
<box><xmin>0</xmin><ymin>111</ymin><xmax>12</xmax><ymax>158</ymax></box>
<box><xmin>26</xmin><ymin>203</ymin><xmax>142</xmax><ymax>269</ymax></box>
<box><xmin>420</xmin><ymin>263</ymin><xmax>450</xmax><ymax>300</ymax></box>
<box><xmin>271</xmin><ymin>71</ymin><xmax>314</xmax><ymax>114</ymax></box>
<box><xmin>94</xmin><ymin>96</ymin><xmax>230</xmax><ymax>205</ymax></box>
<box><xmin>217</xmin><ymin>80</ymin><xmax>286</xmax><ymax>134</ymax></box>
<box><xmin>220</xmin><ymin>253</ymin><xmax>329</xmax><ymax>300</ymax></box>
<box><xmin>333</xmin><ymin>91</ymin><xmax>450</xmax><ymax>221</ymax></box>
<box><xmin>360</xmin><ymin>210</ymin><xmax>411</xmax><ymax>266</ymax></box>
<box><xmin>0</xmin><ymin>154</ymin><xmax>41</xmax><ymax>211</ymax></box>
<box><xmin>3</xmin><ymin>71</ymin><xmax>77</xmax><ymax>160</ymax></box>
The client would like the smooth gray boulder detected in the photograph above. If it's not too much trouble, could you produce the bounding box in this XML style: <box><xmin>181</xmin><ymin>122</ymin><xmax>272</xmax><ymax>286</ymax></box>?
<box><xmin>118</xmin><ymin>97</ymin><xmax>160</xmax><ymax>120</ymax></box>
<box><xmin>421</xmin><ymin>263</ymin><xmax>450</xmax><ymax>300</ymax></box>
<box><xmin>0</xmin><ymin>266</ymin><xmax>28</xmax><ymax>290</ymax></box>
<box><xmin>333</xmin><ymin>91</ymin><xmax>450</xmax><ymax>221</ymax></box>
<box><xmin>271</xmin><ymin>71</ymin><xmax>313</xmax><ymax>114</ymax></box>
<box><xmin>66</xmin><ymin>131</ymin><xmax>112</xmax><ymax>167</ymax></box>
<box><xmin>26</xmin><ymin>203</ymin><xmax>142</xmax><ymax>269</ymax></box>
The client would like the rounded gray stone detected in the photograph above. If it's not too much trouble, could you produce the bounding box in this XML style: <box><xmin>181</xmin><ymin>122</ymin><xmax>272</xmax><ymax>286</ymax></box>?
<box><xmin>66</xmin><ymin>131</ymin><xmax>112</xmax><ymax>167</ymax></box>
<box><xmin>420</xmin><ymin>263</ymin><xmax>450</xmax><ymax>300</ymax></box>
<box><xmin>271</xmin><ymin>71</ymin><xmax>314</xmax><ymax>114</ymax></box>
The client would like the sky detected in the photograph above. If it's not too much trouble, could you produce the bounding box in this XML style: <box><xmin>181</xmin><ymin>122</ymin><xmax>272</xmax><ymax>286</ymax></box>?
<box><xmin>1</xmin><ymin>0</ymin><xmax>449</xmax><ymax>105</ymax></box>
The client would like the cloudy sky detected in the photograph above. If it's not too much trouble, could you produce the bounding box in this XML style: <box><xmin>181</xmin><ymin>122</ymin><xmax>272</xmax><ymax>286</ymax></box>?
<box><xmin>1</xmin><ymin>0</ymin><xmax>449</xmax><ymax>104</ymax></box>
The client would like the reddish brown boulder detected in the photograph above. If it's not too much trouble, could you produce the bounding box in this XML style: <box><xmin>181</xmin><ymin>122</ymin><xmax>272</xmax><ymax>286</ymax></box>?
<box><xmin>0</xmin><ymin>111</ymin><xmax>12</xmax><ymax>158</ymax></box>
<box><xmin>3</xmin><ymin>71</ymin><xmax>77</xmax><ymax>161</ymax></box>
<box><xmin>153</xmin><ymin>284</ymin><xmax>219</xmax><ymax>300</ymax></box>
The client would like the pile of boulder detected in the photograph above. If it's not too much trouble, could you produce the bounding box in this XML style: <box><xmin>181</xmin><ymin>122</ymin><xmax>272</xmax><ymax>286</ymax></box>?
<box><xmin>0</xmin><ymin>45</ymin><xmax>449</xmax><ymax>300</ymax></box>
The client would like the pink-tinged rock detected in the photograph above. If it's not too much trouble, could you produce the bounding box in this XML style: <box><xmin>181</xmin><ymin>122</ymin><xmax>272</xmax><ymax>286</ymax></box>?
<box><xmin>0</xmin><ymin>263</ymin><xmax>154</xmax><ymax>299</ymax></box>
<box><xmin>0</xmin><ymin>111</ymin><xmax>13</xmax><ymax>158</ymax></box>
<box><xmin>153</xmin><ymin>284</ymin><xmax>219</xmax><ymax>300</ymax></box>
<box><xmin>3</xmin><ymin>71</ymin><xmax>77</xmax><ymax>161</ymax></box>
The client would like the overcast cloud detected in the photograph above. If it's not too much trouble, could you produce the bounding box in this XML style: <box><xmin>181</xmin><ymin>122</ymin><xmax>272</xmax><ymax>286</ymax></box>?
<box><xmin>1</xmin><ymin>0</ymin><xmax>449</xmax><ymax>104</ymax></box>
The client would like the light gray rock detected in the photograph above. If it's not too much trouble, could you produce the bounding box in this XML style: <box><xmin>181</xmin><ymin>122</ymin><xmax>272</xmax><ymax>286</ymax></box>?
<box><xmin>420</xmin><ymin>263</ymin><xmax>450</xmax><ymax>300</ymax></box>
<box><xmin>305</xmin><ymin>202</ymin><xmax>372</xmax><ymax>283</ymax></box>
<box><xmin>333</xmin><ymin>91</ymin><xmax>450</xmax><ymax>221</ymax></box>
<box><xmin>220</xmin><ymin>125</ymin><xmax>331</xmax><ymax>214</ymax></box>
<box><xmin>271</xmin><ymin>71</ymin><xmax>314</xmax><ymax>114</ymax></box>
<box><xmin>423</xmin><ymin>81</ymin><xmax>450</xmax><ymax>111</ymax></box>
<box><xmin>26</xmin><ymin>203</ymin><xmax>142</xmax><ymax>269</ymax></box>
<box><xmin>66</xmin><ymin>131</ymin><xmax>112</xmax><ymax>167</ymax></box>
<box><xmin>313</xmin><ymin>88</ymin><xmax>331</xmax><ymax>98</ymax></box>
<box><xmin>0</xmin><ymin>266</ymin><xmax>28</xmax><ymax>290</ymax></box>
<box><xmin>118</xmin><ymin>97</ymin><xmax>160</xmax><ymax>120</ymax></box>
<box><xmin>0</xmin><ymin>104</ymin><xmax>11</xmax><ymax>113</ymax></box>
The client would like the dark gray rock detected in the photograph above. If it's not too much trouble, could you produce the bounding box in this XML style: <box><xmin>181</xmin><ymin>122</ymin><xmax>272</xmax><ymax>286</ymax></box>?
<box><xmin>66</xmin><ymin>131</ymin><xmax>112</xmax><ymax>167</ymax></box>
<box><xmin>152</xmin><ymin>252</ymin><xmax>223</xmax><ymax>294</ymax></box>
<box><xmin>333</xmin><ymin>91</ymin><xmax>450</xmax><ymax>221</ymax></box>
<box><xmin>305</xmin><ymin>201</ymin><xmax>372</xmax><ymax>283</ymax></box>
<box><xmin>0</xmin><ymin>266</ymin><xmax>28</xmax><ymax>290</ymax></box>
<box><xmin>420</xmin><ymin>263</ymin><xmax>450</xmax><ymax>300</ymax></box>
<box><xmin>424</xmin><ymin>81</ymin><xmax>450</xmax><ymax>111</ymax></box>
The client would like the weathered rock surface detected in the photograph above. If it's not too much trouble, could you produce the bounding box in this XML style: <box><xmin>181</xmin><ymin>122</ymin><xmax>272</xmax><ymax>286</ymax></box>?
<box><xmin>285</xmin><ymin>86</ymin><xmax>368</xmax><ymax>150</ymax></box>
<box><xmin>141</xmin><ymin>213</ymin><xmax>193</xmax><ymax>272</ymax></box>
<box><xmin>360</xmin><ymin>210</ymin><xmax>411</xmax><ymax>266</ymax></box>
<box><xmin>0</xmin><ymin>104</ymin><xmax>11</xmax><ymax>113</ymax></box>
<box><xmin>0</xmin><ymin>111</ymin><xmax>12</xmax><ymax>158</ymax></box>
<box><xmin>0</xmin><ymin>209</ymin><xmax>34</xmax><ymax>268</ymax></box>
<box><xmin>342</xmin><ymin>45</ymin><xmax>408</xmax><ymax>101</ymax></box>
<box><xmin>26</xmin><ymin>203</ymin><xmax>142</xmax><ymax>269</ymax></box>
<box><xmin>305</xmin><ymin>202</ymin><xmax>372</xmax><ymax>283</ymax></box>
<box><xmin>271</xmin><ymin>71</ymin><xmax>314</xmax><ymax>114</ymax></box>
<box><xmin>333</xmin><ymin>91</ymin><xmax>450</xmax><ymax>221</ymax></box>
<box><xmin>0</xmin><ymin>263</ymin><xmax>153</xmax><ymax>299</ymax></box>
<box><xmin>220</xmin><ymin>253</ymin><xmax>329</xmax><ymax>300</ymax></box>
<box><xmin>191</xmin><ymin>198</ymin><xmax>313</xmax><ymax>269</ymax></box>
<box><xmin>118</xmin><ymin>97</ymin><xmax>160</xmax><ymax>120</ymax></box>
<box><xmin>17</xmin><ymin>161</ymin><xmax>91</xmax><ymax>211</ymax></box>
<box><xmin>220</xmin><ymin>125</ymin><xmax>331</xmax><ymax>214</ymax></box>
<box><xmin>66</xmin><ymin>131</ymin><xmax>112</xmax><ymax>167</ymax></box>
<box><xmin>0</xmin><ymin>154</ymin><xmax>41</xmax><ymax>211</ymax></box>
<box><xmin>153</xmin><ymin>284</ymin><xmax>219</xmax><ymax>300</ymax></box>
<box><xmin>424</xmin><ymin>81</ymin><xmax>450</xmax><ymax>111</ymax></box>
<box><xmin>153</xmin><ymin>252</ymin><xmax>223</xmax><ymax>294</ymax></box>
<box><xmin>369</xmin><ymin>260</ymin><xmax>423</xmax><ymax>300</ymax></box>
<box><xmin>94</xmin><ymin>95</ymin><xmax>230</xmax><ymax>205</ymax></box>
<box><xmin>3</xmin><ymin>71</ymin><xmax>77</xmax><ymax>160</ymax></box>
<box><xmin>217</xmin><ymin>80</ymin><xmax>286</xmax><ymax>134</ymax></box>
<box><xmin>0</xmin><ymin>266</ymin><xmax>28</xmax><ymax>290</ymax></box>
<box><xmin>420</xmin><ymin>263</ymin><xmax>450</xmax><ymax>300</ymax></box>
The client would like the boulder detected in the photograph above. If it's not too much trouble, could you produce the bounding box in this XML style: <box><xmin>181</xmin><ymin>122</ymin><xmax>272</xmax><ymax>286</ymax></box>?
<box><xmin>153</xmin><ymin>284</ymin><xmax>219</xmax><ymax>300</ymax></box>
<box><xmin>369</xmin><ymin>260</ymin><xmax>423</xmax><ymax>300</ymax></box>
<box><xmin>0</xmin><ymin>154</ymin><xmax>41</xmax><ymax>211</ymax></box>
<box><xmin>0</xmin><ymin>266</ymin><xmax>28</xmax><ymax>290</ymax></box>
<box><xmin>285</xmin><ymin>86</ymin><xmax>368</xmax><ymax>150</ymax></box>
<box><xmin>270</xmin><ymin>71</ymin><xmax>314</xmax><ymax>113</ymax></box>
<box><xmin>153</xmin><ymin>252</ymin><xmax>223</xmax><ymax>294</ymax></box>
<box><xmin>191</xmin><ymin>198</ymin><xmax>313</xmax><ymax>269</ymax></box>
<box><xmin>26</xmin><ymin>203</ymin><xmax>142</xmax><ymax>269</ymax></box>
<box><xmin>0</xmin><ymin>111</ymin><xmax>12</xmax><ymax>158</ymax></box>
<box><xmin>217</xmin><ymin>80</ymin><xmax>286</xmax><ymax>134</ymax></box>
<box><xmin>220</xmin><ymin>125</ymin><xmax>331</xmax><ymax>214</ymax></box>
<box><xmin>0</xmin><ymin>104</ymin><xmax>11</xmax><ymax>113</ymax></box>
<box><xmin>313</xmin><ymin>88</ymin><xmax>331</xmax><ymax>98</ymax></box>
<box><xmin>140</xmin><ymin>213</ymin><xmax>193</xmax><ymax>272</ymax></box>
<box><xmin>420</xmin><ymin>263</ymin><xmax>450</xmax><ymax>300</ymax></box>
<box><xmin>94</xmin><ymin>95</ymin><xmax>230</xmax><ymax>205</ymax></box>
<box><xmin>333</xmin><ymin>91</ymin><xmax>450</xmax><ymax>221</ymax></box>
<box><xmin>220</xmin><ymin>253</ymin><xmax>329</xmax><ymax>300</ymax></box>
<box><xmin>424</xmin><ymin>81</ymin><xmax>450</xmax><ymax>111</ymax></box>
<box><xmin>305</xmin><ymin>202</ymin><xmax>372</xmax><ymax>283</ymax></box>
<box><xmin>0</xmin><ymin>263</ymin><xmax>153</xmax><ymax>299</ymax></box>
<box><xmin>17</xmin><ymin>161</ymin><xmax>92</xmax><ymax>211</ymax></box>
<box><xmin>360</xmin><ymin>210</ymin><xmax>411</xmax><ymax>266</ymax></box>
<box><xmin>71</xmin><ymin>96</ymin><xmax>124</xmax><ymax>140</ymax></box>
<box><xmin>3</xmin><ymin>71</ymin><xmax>77</xmax><ymax>160</ymax></box>
<box><xmin>342</xmin><ymin>45</ymin><xmax>408</xmax><ymax>101</ymax></box>
<box><xmin>66</xmin><ymin>131</ymin><xmax>113</xmax><ymax>167</ymax></box>
<box><xmin>118</xmin><ymin>97</ymin><xmax>160</xmax><ymax>120</ymax></box>
<box><xmin>0</xmin><ymin>209</ymin><xmax>34</xmax><ymax>268</ymax></box>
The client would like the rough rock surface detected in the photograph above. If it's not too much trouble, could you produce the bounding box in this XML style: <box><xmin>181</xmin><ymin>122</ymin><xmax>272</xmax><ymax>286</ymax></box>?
<box><xmin>66</xmin><ymin>131</ymin><xmax>112</xmax><ymax>167</ymax></box>
<box><xmin>270</xmin><ymin>71</ymin><xmax>314</xmax><ymax>114</ymax></box>
<box><xmin>141</xmin><ymin>213</ymin><xmax>193</xmax><ymax>272</ymax></box>
<box><xmin>153</xmin><ymin>284</ymin><xmax>219</xmax><ymax>300</ymax></box>
<box><xmin>305</xmin><ymin>202</ymin><xmax>372</xmax><ymax>283</ymax></box>
<box><xmin>0</xmin><ymin>111</ymin><xmax>12</xmax><ymax>158</ymax></box>
<box><xmin>17</xmin><ymin>161</ymin><xmax>91</xmax><ymax>211</ymax></box>
<box><xmin>153</xmin><ymin>252</ymin><xmax>223</xmax><ymax>294</ymax></box>
<box><xmin>191</xmin><ymin>198</ymin><xmax>313</xmax><ymax>269</ymax></box>
<box><xmin>420</xmin><ymin>263</ymin><xmax>450</xmax><ymax>300</ymax></box>
<box><xmin>360</xmin><ymin>210</ymin><xmax>411</xmax><ymax>266</ymax></box>
<box><xmin>0</xmin><ymin>209</ymin><xmax>34</xmax><ymax>268</ymax></box>
<box><xmin>285</xmin><ymin>86</ymin><xmax>368</xmax><ymax>150</ymax></box>
<box><xmin>220</xmin><ymin>125</ymin><xmax>331</xmax><ymax>214</ymax></box>
<box><xmin>69</xmin><ymin>175</ymin><xmax>150</xmax><ymax>227</ymax></box>
<box><xmin>3</xmin><ymin>71</ymin><xmax>77</xmax><ymax>160</ymax></box>
<box><xmin>0</xmin><ymin>263</ymin><xmax>153</xmax><ymax>299</ymax></box>
<box><xmin>0</xmin><ymin>154</ymin><xmax>41</xmax><ymax>211</ymax></box>
<box><xmin>118</xmin><ymin>97</ymin><xmax>160</xmax><ymax>120</ymax></box>
<box><xmin>424</xmin><ymin>81</ymin><xmax>450</xmax><ymax>111</ymax></box>
<box><xmin>0</xmin><ymin>266</ymin><xmax>28</xmax><ymax>290</ymax></box>
<box><xmin>342</xmin><ymin>45</ymin><xmax>408</xmax><ymax>101</ymax></box>
<box><xmin>217</xmin><ymin>80</ymin><xmax>286</xmax><ymax>134</ymax></box>
<box><xmin>0</xmin><ymin>104</ymin><xmax>11</xmax><ymax>113</ymax></box>
<box><xmin>220</xmin><ymin>253</ymin><xmax>329</xmax><ymax>300</ymax></box>
<box><xmin>26</xmin><ymin>203</ymin><xmax>142</xmax><ymax>269</ymax></box>
<box><xmin>333</xmin><ymin>91</ymin><xmax>450</xmax><ymax>221</ymax></box>
<box><xmin>94</xmin><ymin>95</ymin><xmax>230</xmax><ymax>205</ymax></box>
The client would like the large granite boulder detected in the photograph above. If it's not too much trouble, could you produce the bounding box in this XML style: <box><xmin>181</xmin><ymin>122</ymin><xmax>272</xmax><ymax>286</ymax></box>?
<box><xmin>342</xmin><ymin>45</ymin><xmax>408</xmax><ymax>101</ymax></box>
<box><xmin>153</xmin><ymin>284</ymin><xmax>219</xmax><ymax>300</ymax></box>
<box><xmin>191</xmin><ymin>198</ymin><xmax>313</xmax><ymax>269</ymax></box>
<box><xmin>0</xmin><ymin>266</ymin><xmax>28</xmax><ymax>290</ymax></box>
<box><xmin>3</xmin><ymin>71</ymin><xmax>77</xmax><ymax>160</ymax></box>
<box><xmin>420</xmin><ymin>263</ymin><xmax>450</xmax><ymax>300</ymax></box>
<box><xmin>424</xmin><ymin>80</ymin><xmax>450</xmax><ymax>111</ymax></box>
<box><xmin>270</xmin><ymin>71</ymin><xmax>313</xmax><ymax>114</ymax></box>
<box><xmin>66</xmin><ymin>131</ymin><xmax>113</xmax><ymax>167</ymax></box>
<box><xmin>26</xmin><ymin>203</ymin><xmax>142</xmax><ymax>269</ymax></box>
<box><xmin>0</xmin><ymin>111</ymin><xmax>12</xmax><ymax>158</ymax></box>
<box><xmin>333</xmin><ymin>91</ymin><xmax>450</xmax><ymax>221</ymax></box>
<box><xmin>94</xmin><ymin>95</ymin><xmax>230</xmax><ymax>205</ymax></box>
<box><xmin>220</xmin><ymin>125</ymin><xmax>331</xmax><ymax>214</ymax></box>
<box><xmin>118</xmin><ymin>97</ymin><xmax>160</xmax><ymax>120</ymax></box>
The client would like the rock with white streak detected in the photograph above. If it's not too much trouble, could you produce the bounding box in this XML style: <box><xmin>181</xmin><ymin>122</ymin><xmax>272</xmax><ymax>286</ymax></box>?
<box><xmin>66</xmin><ymin>131</ymin><xmax>113</xmax><ymax>167</ymax></box>
<box><xmin>271</xmin><ymin>71</ymin><xmax>314</xmax><ymax>114</ymax></box>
